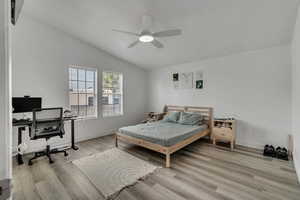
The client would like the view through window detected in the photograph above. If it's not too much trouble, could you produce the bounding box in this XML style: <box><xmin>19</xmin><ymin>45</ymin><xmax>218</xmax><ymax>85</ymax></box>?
<box><xmin>69</xmin><ymin>66</ymin><xmax>97</xmax><ymax>118</ymax></box>
<box><xmin>102</xmin><ymin>71</ymin><xmax>123</xmax><ymax>117</ymax></box>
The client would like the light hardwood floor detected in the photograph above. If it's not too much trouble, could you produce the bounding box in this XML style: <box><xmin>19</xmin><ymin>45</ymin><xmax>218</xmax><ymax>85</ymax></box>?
<box><xmin>13</xmin><ymin>135</ymin><xmax>300</xmax><ymax>200</ymax></box>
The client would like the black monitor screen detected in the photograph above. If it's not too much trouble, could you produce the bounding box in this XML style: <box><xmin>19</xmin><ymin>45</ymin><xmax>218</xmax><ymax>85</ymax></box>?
<box><xmin>12</xmin><ymin>97</ymin><xmax>42</xmax><ymax>113</ymax></box>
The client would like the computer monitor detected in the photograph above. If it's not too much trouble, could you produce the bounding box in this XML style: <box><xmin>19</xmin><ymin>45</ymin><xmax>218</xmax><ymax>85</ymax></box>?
<box><xmin>12</xmin><ymin>97</ymin><xmax>42</xmax><ymax>113</ymax></box>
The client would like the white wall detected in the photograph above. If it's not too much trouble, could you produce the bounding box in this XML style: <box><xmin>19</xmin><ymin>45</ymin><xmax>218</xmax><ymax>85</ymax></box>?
<box><xmin>0</xmin><ymin>0</ymin><xmax>12</xmax><ymax>181</ymax></box>
<box><xmin>292</xmin><ymin>4</ymin><xmax>300</xmax><ymax>182</ymax></box>
<box><xmin>148</xmin><ymin>45</ymin><xmax>292</xmax><ymax>149</ymax></box>
<box><xmin>11</xmin><ymin>15</ymin><xmax>148</xmax><ymax>153</ymax></box>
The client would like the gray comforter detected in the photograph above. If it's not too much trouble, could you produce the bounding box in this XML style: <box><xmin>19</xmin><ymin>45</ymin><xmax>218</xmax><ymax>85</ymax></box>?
<box><xmin>118</xmin><ymin>121</ymin><xmax>208</xmax><ymax>147</ymax></box>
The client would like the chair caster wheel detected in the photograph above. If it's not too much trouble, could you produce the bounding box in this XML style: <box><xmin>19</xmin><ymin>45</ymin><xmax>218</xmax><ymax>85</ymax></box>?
<box><xmin>49</xmin><ymin>160</ymin><xmax>54</xmax><ymax>164</ymax></box>
<box><xmin>28</xmin><ymin>161</ymin><xmax>33</xmax><ymax>166</ymax></box>
<box><xmin>64</xmin><ymin>152</ymin><xmax>68</xmax><ymax>157</ymax></box>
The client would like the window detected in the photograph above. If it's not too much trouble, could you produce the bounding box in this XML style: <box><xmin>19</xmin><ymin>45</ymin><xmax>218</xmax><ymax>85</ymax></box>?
<box><xmin>102</xmin><ymin>71</ymin><xmax>123</xmax><ymax>117</ymax></box>
<box><xmin>69</xmin><ymin>66</ymin><xmax>97</xmax><ymax>118</ymax></box>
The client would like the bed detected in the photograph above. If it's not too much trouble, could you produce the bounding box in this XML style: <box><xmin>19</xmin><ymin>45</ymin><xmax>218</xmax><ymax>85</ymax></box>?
<box><xmin>115</xmin><ymin>106</ymin><xmax>213</xmax><ymax>167</ymax></box>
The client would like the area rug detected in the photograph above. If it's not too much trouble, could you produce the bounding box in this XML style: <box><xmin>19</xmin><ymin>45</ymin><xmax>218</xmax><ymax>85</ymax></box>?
<box><xmin>73</xmin><ymin>148</ymin><xmax>159</xmax><ymax>199</ymax></box>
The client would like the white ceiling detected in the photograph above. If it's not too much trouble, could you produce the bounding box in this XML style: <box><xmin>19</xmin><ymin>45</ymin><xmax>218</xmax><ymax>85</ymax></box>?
<box><xmin>22</xmin><ymin>0</ymin><xmax>300</xmax><ymax>69</ymax></box>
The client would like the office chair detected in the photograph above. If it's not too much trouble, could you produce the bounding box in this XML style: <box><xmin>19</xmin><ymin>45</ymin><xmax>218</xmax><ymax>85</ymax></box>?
<box><xmin>28</xmin><ymin>107</ymin><xmax>68</xmax><ymax>165</ymax></box>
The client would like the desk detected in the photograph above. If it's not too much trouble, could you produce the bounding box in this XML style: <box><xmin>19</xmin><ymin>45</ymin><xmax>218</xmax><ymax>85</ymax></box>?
<box><xmin>13</xmin><ymin>116</ymin><xmax>79</xmax><ymax>165</ymax></box>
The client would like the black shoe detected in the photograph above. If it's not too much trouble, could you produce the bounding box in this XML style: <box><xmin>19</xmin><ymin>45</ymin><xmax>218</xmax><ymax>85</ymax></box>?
<box><xmin>276</xmin><ymin>147</ymin><xmax>289</xmax><ymax>161</ymax></box>
<box><xmin>264</xmin><ymin>145</ymin><xmax>275</xmax><ymax>157</ymax></box>
<box><xmin>270</xmin><ymin>145</ymin><xmax>276</xmax><ymax>157</ymax></box>
<box><xmin>276</xmin><ymin>146</ymin><xmax>282</xmax><ymax>158</ymax></box>
<box><xmin>263</xmin><ymin>145</ymin><xmax>269</xmax><ymax>156</ymax></box>
<box><xmin>276</xmin><ymin>146</ymin><xmax>281</xmax><ymax>153</ymax></box>
<box><xmin>282</xmin><ymin>147</ymin><xmax>288</xmax><ymax>153</ymax></box>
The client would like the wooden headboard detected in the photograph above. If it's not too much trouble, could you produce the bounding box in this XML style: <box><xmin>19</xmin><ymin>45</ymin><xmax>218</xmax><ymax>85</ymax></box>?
<box><xmin>163</xmin><ymin>105</ymin><xmax>186</xmax><ymax>112</ymax></box>
<box><xmin>164</xmin><ymin>105</ymin><xmax>214</xmax><ymax>132</ymax></box>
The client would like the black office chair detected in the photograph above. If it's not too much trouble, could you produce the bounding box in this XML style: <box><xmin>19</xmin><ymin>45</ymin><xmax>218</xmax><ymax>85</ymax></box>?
<box><xmin>28</xmin><ymin>107</ymin><xmax>68</xmax><ymax>165</ymax></box>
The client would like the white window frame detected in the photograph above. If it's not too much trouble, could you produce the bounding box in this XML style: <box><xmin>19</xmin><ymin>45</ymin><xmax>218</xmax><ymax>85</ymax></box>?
<box><xmin>102</xmin><ymin>71</ymin><xmax>124</xmax><ymax>117</ymax></box>
<box><xmin>68</xmin><ymin>65</ymin><xmax>98</xmax><ymax>119</ymax></box>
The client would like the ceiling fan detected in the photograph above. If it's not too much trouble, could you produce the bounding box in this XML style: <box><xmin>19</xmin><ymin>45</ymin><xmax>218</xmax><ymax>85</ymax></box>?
<box><xmin>112</xmin><ymin>15</ymin><xmax>182</xmax><ymax>48</ymax></box>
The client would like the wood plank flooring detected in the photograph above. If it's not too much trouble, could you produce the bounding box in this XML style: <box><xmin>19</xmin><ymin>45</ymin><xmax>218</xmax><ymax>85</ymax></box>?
<box><xmin>13</xmin><ymin>135</ymin><xmax>300</xmax><ymax>200</ymax></box>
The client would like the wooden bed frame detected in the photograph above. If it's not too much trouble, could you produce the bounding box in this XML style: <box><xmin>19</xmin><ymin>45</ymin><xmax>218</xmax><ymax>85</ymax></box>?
<box><xmin>115</xmin><ymin>105</ymin><xmax>214</xmax><ymax>167</ymax></box>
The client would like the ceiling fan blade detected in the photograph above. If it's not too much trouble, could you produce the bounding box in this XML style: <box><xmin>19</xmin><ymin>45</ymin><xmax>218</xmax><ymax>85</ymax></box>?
<box><xmin>151</xmin><ymin>39</ymin><xmax>164</xmax><ymax>48</ymax></box>
<box><xmin>112</xmin><ymin>29</ymin><xmax>139</xmax><ymax>36</ymax></box>
<box><xmin>153</xmin><ymin>29</ymin><xmax>182</xmax><ymax>37</ymax></box>
<box><xmin>128</xmin><ymin>40</ymin><xmax>139</xmax><ymax>48</ymax></box>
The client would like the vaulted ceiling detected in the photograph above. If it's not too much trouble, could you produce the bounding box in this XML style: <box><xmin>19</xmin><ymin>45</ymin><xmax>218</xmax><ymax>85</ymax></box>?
<box><xmin>22</xmin><ymin>0</ymin><xmax>300</xmax><ymax>69</ymax></box>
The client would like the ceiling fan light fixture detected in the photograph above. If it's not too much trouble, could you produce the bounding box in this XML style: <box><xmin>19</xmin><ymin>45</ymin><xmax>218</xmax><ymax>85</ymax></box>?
<box><xmin>113</xmin><ymin>15</ymin><xmax>182</xmax><ymax>48</ymax></box>
<box><xmin>139</xmin><ymin>34</ymin><xmax>154</xmax><ymax>43</ymax></box>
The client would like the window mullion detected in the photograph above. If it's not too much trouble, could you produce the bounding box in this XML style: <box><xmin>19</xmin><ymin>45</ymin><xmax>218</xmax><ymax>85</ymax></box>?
<box><xmin>85</xmin><ymin>70</ymin><xmax>87</xmax><ymax>116</ymax></box>
<box><xmin>77</xmin><ymin>68</ymin><xmax>79</xmax><ymax>116</ymax></box>
<box><xmin>94</xmin><ymin>71</ymin><xmax>96</xmax><ymax>116</ymax></box>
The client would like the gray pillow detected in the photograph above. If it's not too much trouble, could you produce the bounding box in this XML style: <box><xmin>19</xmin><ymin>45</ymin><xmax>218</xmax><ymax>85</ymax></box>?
<box><xmin>178</xmin><ymin>112</ymin><xmax>203</xmax><ymax>125</ymax></box>
<box><xmin>162</xmin><ymin>111</ymin><xmax>180</xmax><ymax>123</ymax></box>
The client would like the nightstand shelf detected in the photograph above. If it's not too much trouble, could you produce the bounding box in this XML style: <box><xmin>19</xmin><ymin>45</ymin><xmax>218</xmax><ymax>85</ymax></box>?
<box><xmin>212</xmin><ymin>119</ymin><xmax>236</xmax><ymax>151</ymax></box>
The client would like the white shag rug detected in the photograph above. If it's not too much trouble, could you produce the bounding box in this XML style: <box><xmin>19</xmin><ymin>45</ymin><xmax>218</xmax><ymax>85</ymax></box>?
<box><xmin>73</xmin><ymin>148</ymin><xmax>159</xmax><ymax>199</ymax></box>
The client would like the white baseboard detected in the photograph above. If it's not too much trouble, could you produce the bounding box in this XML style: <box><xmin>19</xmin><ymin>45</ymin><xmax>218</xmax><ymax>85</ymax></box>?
<box><xmin>235</xmin><ymin>141</ymin><xmax>264</xmax><ymax>150</ymax></box>
<box><xmin>12</xmin><ymin>129</ymin><xmax>117</xmax><ymax>156</ymax></box>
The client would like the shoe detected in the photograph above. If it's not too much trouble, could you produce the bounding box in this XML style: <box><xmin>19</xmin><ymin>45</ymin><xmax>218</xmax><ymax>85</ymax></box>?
<box><xmin>282</xmin><ymin>147</ymin><xmax>288</xmax><ymax>153</ymax></box>
<box><xmin>276</xmin><ymin>147</ymin><xmax>289</xmax><ymax>161</ymax></box>
<box><xmin>264</xmin><ymin>145</ymin><xmax>275</xmax><ymax>157</ymax></box>
<box><xmin>276</xmin><ymin>146</ymin><xmax>281</xmax><ymax>152</ymax></box>
<box><xmin>270</xmin><ymin>145</ymin><xmax>276</xmax><ymax>157</ymax></box>
<box><xmin>263</xmin><ymin>145</ymin><xmax>269</xmax><ymax>156</ymax></box>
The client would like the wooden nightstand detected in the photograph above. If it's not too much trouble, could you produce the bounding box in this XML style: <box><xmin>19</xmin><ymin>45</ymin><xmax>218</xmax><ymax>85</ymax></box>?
<box><xmin>212</xmin><ymin>119</ymin><xmax>236</xmax><ymax>151</ymax></box>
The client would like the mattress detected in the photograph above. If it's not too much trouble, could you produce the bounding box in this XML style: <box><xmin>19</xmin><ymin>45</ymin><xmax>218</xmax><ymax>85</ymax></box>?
<box><xmin>118</xmin><ymin>121</ymin><xmax>208</xmax><ymax>147</ymax></box>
